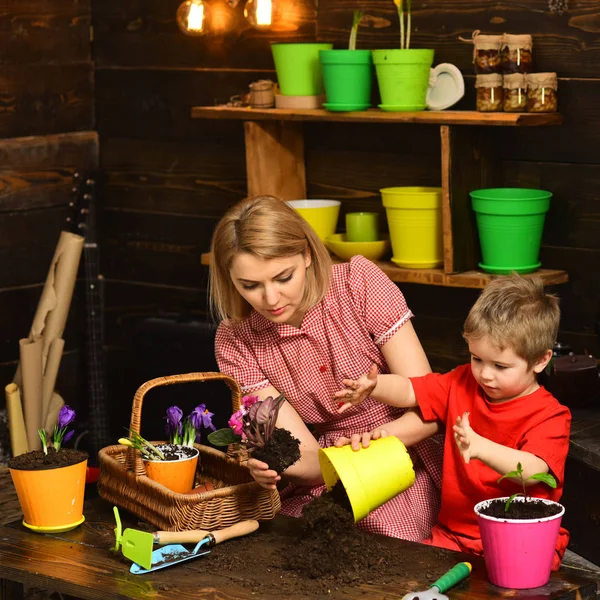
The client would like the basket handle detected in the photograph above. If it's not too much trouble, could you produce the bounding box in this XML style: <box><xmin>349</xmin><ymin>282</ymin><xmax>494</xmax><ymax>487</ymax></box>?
<box><xmin>125</xmin><ymin>372</ymin><xmax>242</xmax><ymax>475</ymax></box>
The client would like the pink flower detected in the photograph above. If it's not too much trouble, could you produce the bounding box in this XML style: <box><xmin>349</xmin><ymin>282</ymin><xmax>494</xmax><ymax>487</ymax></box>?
<box><xmin>242</xmin><ymin>394</ymin><xmax>260</xmax><ymax>409</ymax></box>
<box><xmin>228</xmin><ymin>409</ymin><xmax>245</xmax><ymax>436</ymax></box>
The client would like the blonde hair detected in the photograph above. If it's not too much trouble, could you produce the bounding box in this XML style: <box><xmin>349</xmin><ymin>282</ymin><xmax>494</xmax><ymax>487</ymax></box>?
<box><xmin>209</xmin><ymin>195</ymin><xmax>332</xmax><ymax>322</ymax></box>
<box><xmin>463</xmin><ymin>275</ymin><xmax>560</xmax><ymax>366</ymax></box>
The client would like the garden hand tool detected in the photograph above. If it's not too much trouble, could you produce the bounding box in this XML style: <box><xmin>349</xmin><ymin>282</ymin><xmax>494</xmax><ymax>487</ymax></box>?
<box><xmin>401</xmin><ymin>562</ymin><xmax>472</xmax><ymax>600</ymax></box>
<box><xmin>129</xmin><ymin>519</ymin><xmax>260</xmax><ymax>574</ymax></box>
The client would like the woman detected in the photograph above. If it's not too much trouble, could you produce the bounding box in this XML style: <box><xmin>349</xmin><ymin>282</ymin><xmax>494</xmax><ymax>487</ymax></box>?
<box><xmin>210</xmin><ymin>195</ymin><xmax>442</xmax><ymax>541</ymax></box>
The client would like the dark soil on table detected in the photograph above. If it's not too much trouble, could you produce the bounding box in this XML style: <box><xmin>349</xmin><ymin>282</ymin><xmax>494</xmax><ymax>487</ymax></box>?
<box><xmin>8</xmin><ymin>449</ymin><xmax>88</xmax><ymax>471</ymax></box>
<box><xmin>201</xmin><ymin>481</ymin><xmax>449</xmax><ymax>598</ymax></box>
<box><xmin>480</xmin><ymin>497</ymin><xmax>562</xmax><ymax>520</ymax></box>
<box><xmin>252</xmin><ymin>427</ymin><xmax>301</xmax><ymax>474</ymax></box>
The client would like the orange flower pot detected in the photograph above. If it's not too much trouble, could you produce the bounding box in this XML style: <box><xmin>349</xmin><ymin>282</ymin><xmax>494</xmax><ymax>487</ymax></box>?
<box><xmin>9</xmin><ymin>457</ymin><xmax>87</xmax><ymax>532</ymax></box>
<box><xmin>143</xmin><ymin>445</ymin><xmax>199</xmax><ymax>494</ymax></box>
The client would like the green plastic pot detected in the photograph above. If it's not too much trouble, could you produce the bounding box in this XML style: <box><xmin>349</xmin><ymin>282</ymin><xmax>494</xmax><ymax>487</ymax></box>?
<box><xmin>319</xmin><ymin>49</ymin><xmax>373</xmax><ymax>111</ymax></box>
<box><xmin>271</xmin><ymin>43</ymin><xmax>333</xmax><ymax>96</ymax></box>
<box><xmin>470</xmin><ymin>188</ymin><xmax>552</xmax><ymax>274</ymax></box>
<box><xmin>372</xmin><ymin>49</ymin><xmax>434</xmax><ymax>111</ymax></box>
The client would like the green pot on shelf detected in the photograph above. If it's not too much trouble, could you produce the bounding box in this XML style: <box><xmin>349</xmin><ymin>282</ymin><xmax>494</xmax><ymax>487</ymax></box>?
<box><xmin>271</xmin><ymin>43</ymin><xmax>333</xmax><ymax>96</ymax></box>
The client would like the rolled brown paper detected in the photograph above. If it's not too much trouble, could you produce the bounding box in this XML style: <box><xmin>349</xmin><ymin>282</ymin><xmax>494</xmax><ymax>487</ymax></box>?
<box><xmin>41</xmin><ymin>337</ymin><xmax>65</xmax><ymax>427</ymax></box>
<box><xmin>19</xmin><ymin>335</ymin><xmax>44</xmax><ymax>451</ymax></box>
<box><xmin>44</xmin><ymin>391</ymin><xmax>65</xmax><ymax>433</ymax></box>
<box><xmin>5</xmin><ymin>383</ymin><xmax>28</xmax><ymax>456</ymax></box>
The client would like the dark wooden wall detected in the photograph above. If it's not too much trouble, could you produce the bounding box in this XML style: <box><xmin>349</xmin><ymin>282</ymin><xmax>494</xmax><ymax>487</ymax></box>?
<box><xmin>0</xmin><ymin>0</ymin><xmax>95</xmax><ymax>460</ymax></box>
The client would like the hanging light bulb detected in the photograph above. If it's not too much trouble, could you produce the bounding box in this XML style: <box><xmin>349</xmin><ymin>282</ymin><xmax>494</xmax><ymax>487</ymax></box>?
<box><xmin>244</xmin><ymin>0</ymin><xmax>272</xmax><ymax>29</ymax></box>
<box><xmin>177</xmin><ymin>0</ymin><xmax>209</xmax><ymax>36</ymax></box>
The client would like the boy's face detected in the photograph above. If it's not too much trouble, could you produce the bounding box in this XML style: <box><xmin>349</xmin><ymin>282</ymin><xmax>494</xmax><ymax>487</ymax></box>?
<box><xmin>468</xmin><ymin>337</ymin><xmax>549</xmax><ymax>403</ymax></box>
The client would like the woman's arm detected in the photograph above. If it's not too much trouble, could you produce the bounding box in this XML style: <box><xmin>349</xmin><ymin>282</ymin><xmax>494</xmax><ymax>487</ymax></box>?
<box><xmin>247</xmin><ymin>386</ymin><xmax>323</xmax><ymax>490</ymax></box>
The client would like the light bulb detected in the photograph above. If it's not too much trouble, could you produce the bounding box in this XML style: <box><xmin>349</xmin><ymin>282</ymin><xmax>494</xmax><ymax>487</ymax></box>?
<box><xmin>177</xmin><ymin>0</ymin><xmax>209</xmax><ymax>36</ymax></box>
<box><xmin>244</xmin><ymin>0</ymin><xmax>272</xmax><ymax>29</ymax></box>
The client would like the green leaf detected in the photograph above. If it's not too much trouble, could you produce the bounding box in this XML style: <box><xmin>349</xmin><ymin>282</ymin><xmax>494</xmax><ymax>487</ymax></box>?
<box><xmin>530</xmin><ymin>473</ymin><xmax>557</xmax><ymax>488</ymax></box>
<box><xmin>208</xmin><ymin>428</ymin><xmax>242</xmax><ymax>446</ymax></box>
<box><xmin>504</xmin><ymin>492</ymin><xmax>524</xmax><ymax>512</ymax></box>
<box><xmin>497</xmin><ymin>470</ymin><xmax>521</xmax><ymax>483</ymax></box>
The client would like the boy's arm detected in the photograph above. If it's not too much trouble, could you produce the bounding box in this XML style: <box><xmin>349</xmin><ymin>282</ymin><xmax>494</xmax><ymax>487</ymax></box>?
<box><xmin>454</xmin><ymin>412</ymin><xmax>548</xmax><ymax>480</ymax></box>
<box><xmin>335</xmin><ymin>363</ymin><xmax>418</xmax><ymax>413</ymax></box>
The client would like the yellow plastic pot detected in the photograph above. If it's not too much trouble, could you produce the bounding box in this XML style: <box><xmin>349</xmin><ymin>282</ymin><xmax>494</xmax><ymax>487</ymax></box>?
<box><xmin>9</xmin><ymin>457</ymin><xmax>87</xmax><ymax>532</ymax></box>
<box><xmin>144</xmin><ymin>446</ymin><xmax>199</xmax><ymax>494</ymax></box>
<box><xmin>319</xmin><ymin>436</ymin><xmax>415</xmax><ymax>522</ymax></box>
<box><xmin>286</xmin><ymin>199</ymin><xmax>341</xmax><ymax>241</ymax></box>
<box><xmin>381</xmin><ymin>186</ymin><xmax>443</xmax><ymax>269</ymax></box>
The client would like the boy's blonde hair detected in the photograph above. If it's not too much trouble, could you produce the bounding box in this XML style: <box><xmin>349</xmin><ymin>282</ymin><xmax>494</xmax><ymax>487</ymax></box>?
<box><xmin>463</xmin><ymin>275</ymin><xmax>560</xmax><ymax>366</ymax></box>
<box><xmin>209</xmin><ymin>195</ymin><xmax>332</xmax><ymax>322</ymax></box>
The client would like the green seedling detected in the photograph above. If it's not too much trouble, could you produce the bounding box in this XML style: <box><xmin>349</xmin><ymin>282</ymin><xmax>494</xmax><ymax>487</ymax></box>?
<box><xmin>497</xmin><ymin>462</ymin><xmax>557</xmax><ymax>512</ymax></box>
<box><xmin>348</xmin><ymin>10</ymin><xmax>364</xmax><ymax>51</ymax></box>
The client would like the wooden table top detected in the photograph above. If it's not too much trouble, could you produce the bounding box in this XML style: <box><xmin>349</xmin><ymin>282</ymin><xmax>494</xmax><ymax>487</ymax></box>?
<box><xmin>0</xmin><ymin>496</ymin><xmax>596</xmax><ymax>600</ymax></box>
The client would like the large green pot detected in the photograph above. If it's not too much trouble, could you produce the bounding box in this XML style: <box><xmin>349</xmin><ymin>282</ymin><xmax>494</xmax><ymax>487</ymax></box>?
<box><xmin>271</xmin><ymin>43</ymin><xmax>333</xmax><ymax>96</ymax></box>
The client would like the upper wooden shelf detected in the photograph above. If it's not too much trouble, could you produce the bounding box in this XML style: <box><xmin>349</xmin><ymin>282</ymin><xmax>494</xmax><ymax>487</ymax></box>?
<box><xmin>191</xmin><ymin>106</ymin><xmax>563</xmax><ymax>127</ymax></box>
<box><xmin>200</xmin><ymin>253</ymin><xmax>568</xmax><ymax>289</ymax></box>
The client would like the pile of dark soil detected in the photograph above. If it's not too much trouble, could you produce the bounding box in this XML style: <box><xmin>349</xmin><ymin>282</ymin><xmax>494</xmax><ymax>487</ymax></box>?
<box><xmin>252</xmin><ymin>427</ymin><xmax>301</xmax><ymax>474</ymax></box>
<box><xmin>8</xmin><ymin>449</ymin><xmax>88</xmax><ymax>470</ymax></box>
<box><xmin>203</xmin><ymin>482</ymin><xmax>450</xmax><ymax>597</ymax></box>
<box><xmin>480</xmin><ymin>497</ymin><xmax>562</xmax><ymax>519</ymax></box>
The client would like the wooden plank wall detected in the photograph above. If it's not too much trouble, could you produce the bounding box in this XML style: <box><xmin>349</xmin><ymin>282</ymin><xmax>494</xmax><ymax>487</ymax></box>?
<box><xmin>94</xmin><ymin>1</ymin><xmax>600</xmax><ymax>430</ymax></box>
<box><xmin>0</xmin><ymin>0</ymin><xmax>95</xmax><ymax>460</ymax></box>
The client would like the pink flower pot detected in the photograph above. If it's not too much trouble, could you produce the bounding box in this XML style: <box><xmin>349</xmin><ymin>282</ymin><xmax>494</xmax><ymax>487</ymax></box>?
<box><xmin>474</xmin><ymin>497</ymin><xmax>565</xmax><ymax>589</ymax></box>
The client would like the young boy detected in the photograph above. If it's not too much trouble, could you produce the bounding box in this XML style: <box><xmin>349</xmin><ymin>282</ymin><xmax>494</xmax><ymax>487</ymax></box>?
<box><xmin>335</xmin><ymin>275</ymin><xmax>571</xmax><ymax>569</ymax></box>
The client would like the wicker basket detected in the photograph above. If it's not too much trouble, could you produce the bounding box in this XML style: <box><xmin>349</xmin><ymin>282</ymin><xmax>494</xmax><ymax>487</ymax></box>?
<box><xmin>98</xmin><ymin>372</ymin><xmax>281</xmax><ymax>531</ymax></box>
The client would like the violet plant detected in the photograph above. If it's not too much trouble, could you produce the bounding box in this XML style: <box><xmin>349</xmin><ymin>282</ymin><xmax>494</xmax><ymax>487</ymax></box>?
<box><xmin>38</xmin><ymin>405</ymin><xmax>76</xmax><ymax>454</ymax></box>
<box><xmin>165</xmin><ymin>403</ymin><xmax>216</xmax><ymax>447</ymax></box>
<box><xmin>208</xmin><ymin>393</ymin><xmax>286</xmax><ymax>450</ymax></box>
<box><xmin>497</xmin><ymin>462</ymin><xmax>557</xmax><ymax>512</ymax></box>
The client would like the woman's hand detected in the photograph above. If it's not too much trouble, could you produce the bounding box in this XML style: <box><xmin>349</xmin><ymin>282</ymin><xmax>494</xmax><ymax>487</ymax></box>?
<box><xmin>334</xmin><ymin>363</ymin><xmax>378</xmax><ymax>413</ymax></box>
<box><xmin>247</xmin><ymin>457</ymin><xmax>281</xmax><ymax>490</ymax></box>
<box><xmin>334</xmin><ymin>428</ymin><xmax>388</xmax><ymax>451</ymax></box>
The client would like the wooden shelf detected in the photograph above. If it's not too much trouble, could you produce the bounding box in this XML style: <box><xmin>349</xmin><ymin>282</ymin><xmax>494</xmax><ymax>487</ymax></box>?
<box><xmin>200</xmin><ymin>253</ymin><xmax>568</xmax><ymax>289</ymax></box>
<box><xmin>191</xmin><ymin>107</ymin><xmax>563</xmax><ymax>127</ymax></box>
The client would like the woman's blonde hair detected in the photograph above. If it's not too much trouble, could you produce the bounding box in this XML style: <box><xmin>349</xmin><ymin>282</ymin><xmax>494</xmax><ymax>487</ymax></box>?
<box><xmin>209</xmin><ymin>195</ymin><xmax>332</xmax><ymax>322</ymax></box>
<box><xmin>463</xmin><ymin>275</ymin><xmax>560</xmax><ymax>366</ymax></box>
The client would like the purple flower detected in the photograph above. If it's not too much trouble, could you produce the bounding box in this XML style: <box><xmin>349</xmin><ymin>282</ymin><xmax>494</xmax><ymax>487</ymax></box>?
<box><xmin>189</xmin><ymin>404</ymin><xmax>216</xmax><ymax>432</ymax></box>
<box><xmin>57</xmin><ymin>405</ymin><xmax>76</xmax><ymax>429</ymax></box>
<box><xmin>63</xmin><ymin>430</ymin><xmax>74</xmax><ymax>443</ymax></box>
<box><xmin>165</xmin><ymin>406</ymin><xmax>183</xmax><ymax>437</ymax></box>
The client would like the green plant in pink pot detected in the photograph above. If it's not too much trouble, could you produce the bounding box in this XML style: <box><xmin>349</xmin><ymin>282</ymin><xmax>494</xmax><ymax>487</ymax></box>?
<box><xmin>319</xmin><ymin>10</ymin><xmax>374</xmax><ymax>112</ymax></box>
<box><xmin>372</xmin><ymin>0</ymin><xmax>434</xmax><ymax>111</ymax></box>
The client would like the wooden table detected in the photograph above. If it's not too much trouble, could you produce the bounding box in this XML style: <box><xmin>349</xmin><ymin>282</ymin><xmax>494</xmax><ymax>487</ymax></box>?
<box><xmin>0</xmin><ymin>497</ymin><xmax>597</xmax><ymax>600</ymax></box>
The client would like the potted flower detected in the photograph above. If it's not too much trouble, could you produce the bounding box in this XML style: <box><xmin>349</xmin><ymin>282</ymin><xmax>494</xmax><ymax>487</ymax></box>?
<box><xmin>319</xmin><ymin>10</ymin><xmax>374</xmax><ymax>112</ymax></box>
<box><xmin>474</xmin><ymin>463</ymin><xmax>565</xmax><ymax>589</ymax></box>
<box><xmin>208</xmin><ymin>393</ymin><xmax>301</xmax><ymax>474</ymax></box>
<box><xmin>373</xmin><ymin>0</ymin><xmax>434</xmax><ymax>111</ymax></box>
<box><xmin>118</xmin><ymin>403</ymin><xmax>215</xmax><ymax>494</ymax></box>
<box><xmin>8</xmin><ymin>406</ymin><xmax>88</xmax><ymax>533</ymax></box>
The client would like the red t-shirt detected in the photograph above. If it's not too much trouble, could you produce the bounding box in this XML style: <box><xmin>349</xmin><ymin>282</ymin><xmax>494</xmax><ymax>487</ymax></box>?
<box><xmin>411</xmin><ymin>364</ymin><xmax>571</xmax><ymax>540</ymax></box>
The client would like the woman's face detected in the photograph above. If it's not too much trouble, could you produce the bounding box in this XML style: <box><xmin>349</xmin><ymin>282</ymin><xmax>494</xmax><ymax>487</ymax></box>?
<box><xmin>229</xmin><ymin>252</ymin><xmax>312</xmax><ymax>328</ymax></box>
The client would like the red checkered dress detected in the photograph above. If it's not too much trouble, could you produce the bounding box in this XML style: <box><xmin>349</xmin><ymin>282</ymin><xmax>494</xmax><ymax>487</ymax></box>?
<box><xmin>216</xmin><ymin>255</ymin><xmax>442</xmax><ymax>542</ymax></box>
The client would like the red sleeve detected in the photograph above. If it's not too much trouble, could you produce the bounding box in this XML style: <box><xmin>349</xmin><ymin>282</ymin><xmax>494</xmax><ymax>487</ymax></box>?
<box><xmin>410</xmin><ymin>369</ymin><xmax>462</xmax><ymax>424</ymax></box>
<box><xmin>214</xmin><ymin>321</ymin><xmax>270</xmax><ymax>394</ymax></box>
<box><xmin>519</xmin><ymin>403</ymin><xmax>571</xmax><ymax>486</ymax></box>
<box><xmin>347</xmin><ymin>255</ymin><xmax>414</xmax><ymax>347</ymax></box>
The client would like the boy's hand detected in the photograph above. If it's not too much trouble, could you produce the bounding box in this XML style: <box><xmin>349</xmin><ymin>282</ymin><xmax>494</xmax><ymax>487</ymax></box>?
<box><xmin>453</xmin><ymin>411</ymin><xmax>482</xmax><ymax>464</ymax></box>
<box><xmin>334</xmin><ymin>363</ymin><xmax>378</xmax><ymax>413</ymax></box>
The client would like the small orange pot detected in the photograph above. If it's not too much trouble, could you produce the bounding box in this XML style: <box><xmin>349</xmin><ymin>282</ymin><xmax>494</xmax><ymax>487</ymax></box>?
<box><xmin>143</xmin><ymin>445</ymin><xmax>199</xmax><ymax>494</ymax></box>
<box><xmin>9</xmin><ymin>457</ymin><xmax>87</xmax><ymax>532</ymax></box>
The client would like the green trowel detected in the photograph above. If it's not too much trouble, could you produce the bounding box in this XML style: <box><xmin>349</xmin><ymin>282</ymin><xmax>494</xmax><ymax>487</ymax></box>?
<box><xmin>112</xmin><ymin>506</ymin><xmax>259</xmax><ymax>573</ymax></box>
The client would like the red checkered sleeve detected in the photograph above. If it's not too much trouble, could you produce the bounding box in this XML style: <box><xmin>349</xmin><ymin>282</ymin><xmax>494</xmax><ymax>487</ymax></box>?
<box><xmin>347</xmin><ymin>255</ymin><xmax>414</xmax><ymax>346</ymax></box>
<box><xmin>215</xmin><ymin>321</ymin><xmax>270</xmax><ymax>393</ymax></box>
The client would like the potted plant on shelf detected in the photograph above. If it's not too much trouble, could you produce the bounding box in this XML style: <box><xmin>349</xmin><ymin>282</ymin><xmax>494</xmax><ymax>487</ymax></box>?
<box><xmin>373</xmin><ymin>0</ymin><xmax>434</xmax><ymax>111</ymax></box>
<box><xmin>8</xmin><ymin>406</ymin><xmax>88</xmax><ymax>533</ymax></box>
<box><xmin>474</xmin><ymin>463</ymin><xmax>565</xmax><ymax>589</ymax></box>
<box><xmin>319</xmin><ymin>10</ymin><xmax>374</xmax><ymax>112</ymax></box>
<box><xmin>208</xmin><ymin>393</ymin><xmax>301</xmax><ymax>474</ymax></box>
<box><xmin>118</xmin><ymin>403</ymin><xmax>215</xmax><ymax>494</ymax></box>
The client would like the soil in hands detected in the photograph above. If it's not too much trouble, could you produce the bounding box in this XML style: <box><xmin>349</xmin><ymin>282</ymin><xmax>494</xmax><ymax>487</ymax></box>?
<box><xmin>252</xmin><ymin>427</ymin><xmax>301</xmax><ymax>474</ymax></box>
<box><xmin>8</xmin><ymin>448</ymin><xmax>88</xmax><ymax>471</ymax></box>
<box><xmin>480</xmin><ymin>498</ymin><xmax>562</xmax><ymax>519</ymax></box>
<box><xmin>204</xmin><ymin>480</ymin><xmax>449</xmax><ymax>598</ymax></box>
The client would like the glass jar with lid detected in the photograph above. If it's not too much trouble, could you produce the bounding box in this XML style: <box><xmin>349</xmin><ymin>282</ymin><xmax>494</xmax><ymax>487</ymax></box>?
<box><xmin>475</xmin><ymin>74</ymin><xmax>504</xmax><ymax>112</ymax></box>
<box><xmin>503</xmin><ymin>73</ymin><xmax>527</xmax><ymax>112</ymax></box>
<box><xmin>526</xmin><ymin>72</ymin><xmax>558</xmax><ymax>112</ymax></box>
<box><xmin>501</xmin><ymin>34</ymin><xmax>533</xmax><ymax>74</ymax></box>
<box><xmin>473</xmin><ymin>32</ymin><xmax>503</xmax><ymax>74</ymax></box>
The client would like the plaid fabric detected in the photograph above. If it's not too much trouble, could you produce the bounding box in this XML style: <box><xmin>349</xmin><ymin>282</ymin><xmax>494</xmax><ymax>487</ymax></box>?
<box><xmin>216</xmin><ymin>255</ymin><xmax>443</xmax><ymax>541</ymax></box>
